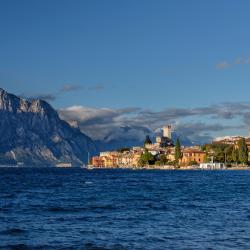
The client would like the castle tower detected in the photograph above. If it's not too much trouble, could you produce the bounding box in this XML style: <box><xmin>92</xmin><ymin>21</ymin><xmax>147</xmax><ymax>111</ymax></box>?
<box><xmin>163</xmin><ymin>125</ymin><xmax>172</xmax><ymax>139</ymax></box>
<box><xmin>248</xmin><ymin>128</ymin><xmax>250</xmax><ymax>138</ymax></box>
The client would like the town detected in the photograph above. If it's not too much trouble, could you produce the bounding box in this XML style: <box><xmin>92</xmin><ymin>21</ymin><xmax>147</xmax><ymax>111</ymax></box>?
<box><xmin>90</xmin><ymin>125</ymin><xmax>250</xmax><ymax>170</ymax></box>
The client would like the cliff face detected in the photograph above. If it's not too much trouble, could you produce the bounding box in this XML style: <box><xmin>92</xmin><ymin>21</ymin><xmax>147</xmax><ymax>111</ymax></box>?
<box><xmin>0</xmin><ymin>88</ymin><xmax>97</xmax><ymax>166</ymax></box>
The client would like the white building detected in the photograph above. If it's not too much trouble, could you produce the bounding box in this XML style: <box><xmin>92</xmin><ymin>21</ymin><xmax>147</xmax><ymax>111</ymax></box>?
<box><xmin>199</xmin><ymin>163</ymin><xmax>226</xmax><ymax>169</ymax></box>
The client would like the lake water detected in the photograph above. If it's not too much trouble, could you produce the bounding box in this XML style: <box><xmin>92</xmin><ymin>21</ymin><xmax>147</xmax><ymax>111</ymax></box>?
<box><xmin>0</xmin><ymin>168</ymin><xmax>250</xmax><ymax>249</ymax></box>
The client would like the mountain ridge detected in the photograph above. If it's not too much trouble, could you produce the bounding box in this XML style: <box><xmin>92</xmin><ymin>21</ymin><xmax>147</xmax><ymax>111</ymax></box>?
<box><xmin>0</xmin><ymin>88</ymin><xmax>97</xmax><ymax>166</ymax></box>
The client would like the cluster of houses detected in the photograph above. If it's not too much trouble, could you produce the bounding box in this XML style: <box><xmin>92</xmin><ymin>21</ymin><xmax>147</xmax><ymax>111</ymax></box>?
<box><xmin>92</xmin><ymin>146</ymin><xmax>207</xmax><ymax>168</ymax></box>
<box><xmin>91</xmin><ymin>125</ymin><xmax>207</xmax><ymax>169</ymax></box>
<box><xmin>91</xmin><ymin>126</ymin><xmax>250</xmax><ymax>169</ymax></box>
<box><xmin>92</xmin><ymin>147</ymin><xmax>145</xmax><ymax>168</ymax></box>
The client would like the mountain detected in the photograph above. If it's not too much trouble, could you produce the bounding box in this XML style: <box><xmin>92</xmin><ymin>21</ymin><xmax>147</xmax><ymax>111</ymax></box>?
<box><xmin>95</xmin><ymin>129</ymin><xmax>196</xmax><ymax>152</ymax></box>
<box><xmin>94</xmin><ymin>125</ymin><xmax>151</xmax><ymax>151</ymax></box>
<box><xmin>0</xmin><ymin>88</ymin><xmax>97</xmax><ymax>166</ymax></box>
<box><xmin>171</xmin><ymin>132</ymin><xmax>196</xmax><ymax>146</ymax></box>
<box><xmin>95</xmin><ymin>137</ymin><xmax>144</xmax><ymax>152</ymax></box>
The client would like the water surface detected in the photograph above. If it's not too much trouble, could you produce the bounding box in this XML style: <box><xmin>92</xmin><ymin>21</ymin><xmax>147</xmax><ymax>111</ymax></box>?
<box><xmin>0</xmin><ymin>168</ymin><xmax>250</xmax><ymax>249</ymax></box>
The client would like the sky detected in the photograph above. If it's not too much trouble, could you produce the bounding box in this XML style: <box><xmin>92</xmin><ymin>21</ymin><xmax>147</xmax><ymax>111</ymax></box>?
<box><xmin>1</xmin><ymin>0</ymin><xmax>250</xmax><ymax>143</ymax></box>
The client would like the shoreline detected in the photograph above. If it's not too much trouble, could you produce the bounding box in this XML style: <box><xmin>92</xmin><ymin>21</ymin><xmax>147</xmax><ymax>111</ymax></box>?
<box><xmin>1</xmin><ymin>164</ymin><xmax>250</xmax><ymax>170</ymax></box>
<box><xmin>87</xmin><ymin>165</ymin><xmax>250</xmax><ymax>170</ymax></box>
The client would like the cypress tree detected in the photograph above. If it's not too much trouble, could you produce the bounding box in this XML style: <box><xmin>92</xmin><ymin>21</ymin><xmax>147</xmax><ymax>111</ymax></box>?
<box><xmin>232</xmin><ymin>147</ymin><xmax>238</xmax><ymax>164</ymax></box>
<box><xmin>238</xmin><ymin>138</ymin><xmax>248</xmax><ymax>164</ymax></box>
<box><xmin>175</xmin><ymin>138</ymin><xmax>182</xmax><ymax>163</ymax></box>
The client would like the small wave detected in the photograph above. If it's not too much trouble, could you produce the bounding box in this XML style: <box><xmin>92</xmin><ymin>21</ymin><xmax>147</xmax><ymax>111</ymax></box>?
<box><xmin>89</xmin><ymin>204</ymin><xmax>115</xmax><ymax>210</ymax></box>
<box><xmin>0</xmin><ymin>244</ymin><xmax>29</xmax><ymax>250</ymax></box>
<box><xmin>0</xmin><ymin>193</ymin><xmax>15</xmax><ymax>199</ymax></box>
<box><xmin>0</xmin><ymin>207</ymin><xmax>9</xmax><ymax>212</ymax></box>
<box><xmin>0</xmin><ymin>244</ymin><xmax>52</xmax><ymax>250</ymax></box>
<box><xmin>85</xmin><ymin>181</ymin><xmax>93</xmax><ymax>184</ymax></box>
<box><xmin>48</xmin><ymin>206</ymin><xmax>83</xmax><ymax>212</ymax></box>
<box><xmin>83</xmin><ymin>242</ymin><xmax>128</xmax><ymax>250</ymax></box>
<box><xmin>0</xmin><ymin>228</ymin><xmax>26</xmax><ymax>236</ymax></box>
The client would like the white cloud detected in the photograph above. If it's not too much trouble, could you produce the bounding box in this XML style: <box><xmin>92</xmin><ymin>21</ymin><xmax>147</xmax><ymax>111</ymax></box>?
<box><xmin>58</xmin><ymin>103</ymin><xmax>250</xmax><ymax>144</ymax></box>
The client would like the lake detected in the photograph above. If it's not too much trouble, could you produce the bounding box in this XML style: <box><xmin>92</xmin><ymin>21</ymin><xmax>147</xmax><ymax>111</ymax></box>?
<box><xmin>1</xmin><ymin>167</ymin><xmax>250</xmax><ymax>249</ymax></box>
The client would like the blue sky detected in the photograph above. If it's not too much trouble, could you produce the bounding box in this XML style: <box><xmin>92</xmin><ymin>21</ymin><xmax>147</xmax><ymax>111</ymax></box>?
<box><xmin>1</xmin><ymin>0</ymin><xmax>250</xmax><ymax>142</ymax></box>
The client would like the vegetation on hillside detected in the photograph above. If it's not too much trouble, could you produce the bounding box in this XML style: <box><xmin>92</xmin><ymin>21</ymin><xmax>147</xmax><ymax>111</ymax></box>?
<box><xmin>201</xmin><ymin>138</ymin><xmax>249</xmax><ymax>166</ymax></box>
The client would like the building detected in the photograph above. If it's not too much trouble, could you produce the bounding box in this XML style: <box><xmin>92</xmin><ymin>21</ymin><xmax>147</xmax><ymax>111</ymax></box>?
<box><xmin>163</xmin><ymin>125</ymin><xmax>172</xmax><ymax>139</ymax></box>
<box><xmin>145</xmin><ymin>125</ymin><xmax>174</xmax><ymax>149</ymax></box>
<box><xmin>92</xmin><ymin>156</ymin><xmax>105</xmax><ymax>168</ymax></box>
<box><xmin>166</xmin><ymin>147</ymin><xmax>175</xmax><ymax>162</ymax></box>
<box><xmin>213</xmin><ymin>130</ymin><xmax>250</xmax><ymax>161</ymax></box>
<box><xmin>199</xmin><ymin>162</ymin><xmax>225</xmax><ymax>169</ymax></box>
<box><xmin>92</xmin><ymin>152</ymin><xmax>120</xmax><ymax>168</ymax></box>
<box><xmin>92</xmin><ymin>149</ymin><xmax>143</xmax><ymax>168</ymax></box>
<box><xmin>180</xmin><ymin>147</ymin><xmax>206</xmax><ymax>165</ymax></box>
<box><xmin>213</xmin><ymin>136</ymin><xmax>243</xmax><ymax>145</ymax></box>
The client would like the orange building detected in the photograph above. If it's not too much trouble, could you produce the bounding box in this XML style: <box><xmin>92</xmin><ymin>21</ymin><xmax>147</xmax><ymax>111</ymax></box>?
<box><xmin>92</xmin><ymin>156</ymin><xmax>105</xmax><ymax>168</ymax></box>
<box><xmin>92</xmin><ymin>152</ymin><xmax>120</xmax><ymax>168</ymax></box>
<box><xmin>180</xmin><ymin>147</ymin><xmax>206</xmax><ymax>165</ymax></box>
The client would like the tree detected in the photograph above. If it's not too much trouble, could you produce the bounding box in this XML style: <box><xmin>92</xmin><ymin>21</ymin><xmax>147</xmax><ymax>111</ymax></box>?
<box><xmin>138</xmin><ymin>149</ymin><xmax>155</xmax><ymax>166</ymax></box>
<box><xmin>188</xmin><ymin>160</ymin><xmax>198</xmax><ymax>166</ymax></box>
<box><xmin>214</xmin><ymin>146</ymin><xmax>225</xmax><ymax>162</ymax></box>
<box><xmin>238</xmin><ymin>138</ymin><xmax>248</xmax><ymax>164</ymax></box>
<box><xmin>155</xmin><ymin>154</ymin><xmax>168</xmax><ymax>166</ymax></box>
<box><xmin>232</xmin><ymin>148</ymin><xmax>239</xmax><ymax>164</ymax></box>
<box><xmin>224</xmin><ymin>145</ymin><xmax>233</xmax><ymax>163</ymax></box>
<box><xmin>144</xmin><ymin>135</ymin><xmax>152</xmax><ymax>146</ymax></box>
<box><xmin>175</xmin><ymin>138</ymin><xmax>182</xmax><ymax>164</ymax></box>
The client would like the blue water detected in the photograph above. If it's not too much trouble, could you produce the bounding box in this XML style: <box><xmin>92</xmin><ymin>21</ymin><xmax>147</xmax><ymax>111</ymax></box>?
<box><xmin>1</xmin><ymin>168</ymin><xmax>250</xmax><ymax>249</ymax></box>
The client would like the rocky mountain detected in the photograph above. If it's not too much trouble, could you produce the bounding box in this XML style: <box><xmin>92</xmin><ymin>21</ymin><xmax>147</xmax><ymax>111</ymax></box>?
<box><xmin>0</xmin><ymin>88</ymin><xmax>97</xmax><ymax>166</ymax></box>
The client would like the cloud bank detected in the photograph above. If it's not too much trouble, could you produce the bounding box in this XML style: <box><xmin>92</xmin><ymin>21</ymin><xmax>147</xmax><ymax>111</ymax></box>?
<box><xmin>58</xmin><ymin>102</ymin><xmax>250</xmax><ymax>145</ymax></box>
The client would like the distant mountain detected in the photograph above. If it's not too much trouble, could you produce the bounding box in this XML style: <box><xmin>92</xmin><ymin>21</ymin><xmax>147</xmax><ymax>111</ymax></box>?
<box><xmin>95</xmin><ymin>138</ymin><xmax>144</xmax><ymax>152</ymax></box>
<box><xmin>94</xmin><ymin>125</ymin><xmax>151</xmax><ymax>151</ymax></box>
<box><xmin>0</xmin><ymin>88</ymin><xmax>97</xmax><ymax>166</ymax></box>
<box><xmin>171</xmin><ymin>132</ymin><xmax>197</xmax><ymax>146</ymax></box>
<box><xmin>95</xmin><ymin>129</ymin><xmax>196</xmax><ymax>152</ymax></box>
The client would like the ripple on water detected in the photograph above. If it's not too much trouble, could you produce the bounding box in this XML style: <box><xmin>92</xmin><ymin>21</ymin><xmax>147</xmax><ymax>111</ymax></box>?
<box><xmin>1</xmin><ymin>168</ymin><xmax>250</xmax><ymax>249</ymax></box>
<box><xmin>0</xmin><ymin>228</ymin><xmax>26</xmax><ymax>236</ymax></box>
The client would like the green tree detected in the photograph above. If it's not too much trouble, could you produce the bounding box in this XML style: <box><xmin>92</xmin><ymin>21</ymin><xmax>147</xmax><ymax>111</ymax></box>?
<box><xmin>155</xmin><ymin>154</ymin><xmax>168</xmax><ymax>166</ymax></box>
<box><xmin>144</xmin><ymin>135</ymin><xmax>152</xmax><ymax>146</ymax></box>
<box><xmin>188</xmin><ymin>160</ymin><xmax>198</xmax><ymax>166</ymax></box>
<box><xmin>214</xmin><ymin>146</ymin><xmax>225</xmax><ymax>162</ymax></box>
<box><xmin>138</xmin><ymin>150</ymin><xmax>155</xmax><ymax>166</ymax></box>
<box><xmin>238</xmin><ymin>138</ymin><xmax>248</xmax><ymax>164</ymax></box>
<box><xmin>224</xmin><ymin>145</ymin><xmax>233</xmax><ymax>163</ymax></box>
<box><xmin>202</xmin><ymin>143</ymin><xmax>234</xmax><ymax>164</ymax></box>
<box><xmin>175</xmin><ymin>138</ymin><xmax>182</xmax><ymax>164</ymax></box>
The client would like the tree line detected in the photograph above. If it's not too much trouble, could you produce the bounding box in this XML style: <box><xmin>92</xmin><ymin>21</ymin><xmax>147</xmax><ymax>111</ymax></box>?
<box><xmin>140</xmin><ymin>135</ymin><xmax>249</xmax><ymax>167</ymax></box>
<box><xmin>201</xmin><ymin>138</ymin><xmax>249</xmax><ymax>165</ymax></box>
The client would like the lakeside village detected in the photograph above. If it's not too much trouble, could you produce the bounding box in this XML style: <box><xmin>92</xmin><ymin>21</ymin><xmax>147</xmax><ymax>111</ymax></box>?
<box><xmin>90</xmin><ymin>125</ymin><xmax>250</xmax><ymax>170</ymax></box>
